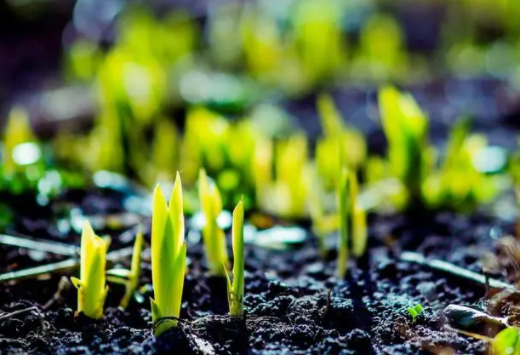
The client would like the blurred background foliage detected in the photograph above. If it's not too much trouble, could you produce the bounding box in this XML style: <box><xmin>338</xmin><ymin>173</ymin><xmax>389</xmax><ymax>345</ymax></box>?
<box><xmin>0</xmin><ymin>0</ymin><xmax>519</xmax><ymax>225</ymax></box>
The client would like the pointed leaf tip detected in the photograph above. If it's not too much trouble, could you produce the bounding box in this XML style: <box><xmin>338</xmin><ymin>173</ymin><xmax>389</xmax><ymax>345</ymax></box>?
<box><xmin>153</xmin><ymin>184</ymin><xmax>167</xmax><ymax>205</ymax></box>
<box><xmin>175</xmin><ymin>171</ymin><xmax>182</xmax><ymax>185</ymax></box>
<box><xmin>235</xmin><ymin>200</ymin><xmax>244</xmax><ymax>213</ymax></box>
<box><xmin>82</xmin><ymin>220</ymin><xmax>95</xmax><ymax>238</ymax></box>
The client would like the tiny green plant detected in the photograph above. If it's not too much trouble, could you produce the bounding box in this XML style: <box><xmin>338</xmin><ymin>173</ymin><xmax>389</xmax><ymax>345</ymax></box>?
<box><xmin>71</xmin><ymin>221</ymin><xmax>110</xmax><ymax>319</ymax></box>
<box><xmin>352</xmin><ymin>203</ymin><xmax>367</xmax><ymax>258</ymax></box>
<box><xmin>493</xmin><ymin>327</ymin><xmax>520</xmax><ymax>355</ymax></box>
<box><xmin>349</xmin><ymin>171</ymin><xmax>367</xmax><ymax>258</ymax></box>
<box><xmin>224</xmin><ymin>200</ymin><xmax>245</xmax><ymax>316</ymax></box>
<box><xmin>407</xmin><ymin>304</ymin><xmax>424</xmax><ymax>321</ymax></box>
<box><xmin>423</xmin><ymin>117</ymin><xmax>498</xmax><ymax>211</ymax></box>
<box><xmin>2</xmin><ymin>107</ymin><xmax>38</xmax><ymax>176</ymax></box>
<box><xmin>198</xmin><ymin>169</ymin><xmax>229</xmax><ymax>276</ymax></box>
<box><xmin>336</xmin><ymin>168</ymin><xmax>349</xmax><ymax>279</ymax></box>
<box><xmin>150</xmin><ymin>172</ymin><xmax>187</xmax><ymax>337</ymax></box>
<box><xmin>336</xmin><ymin>168</ymin><xmax>367</xmax><ymax>278</ymax></box>
<box><xmin>106</xmin><ymin>228</ymin><xmax>144</xmax><ymax>309</ymax></box>
<box><xmin>378</xmin><ymin>85</ymin><xmax>428</xmax><ymax>208</ymax></box>
<box><xmin>316</xmin><ymin>94</ymin><xmax>366</xmax><ymax>190</ymax></box>
<box><xmin>307</xmin><ymin>167</ymin><xmax>336</xmax><ymax>258</ymax></box>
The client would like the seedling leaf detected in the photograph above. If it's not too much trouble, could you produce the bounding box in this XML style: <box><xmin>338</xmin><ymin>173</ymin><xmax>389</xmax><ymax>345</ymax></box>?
<box><xmin>71</xmin><ymin>221</ymin><xmax>110</xmax><ymax>319</ymax></box>
<box><xmin>407</xmin><ymin>304</ymin><xmax>424</xmax><ymax>321</ymax></box>
<box><xmin>226</xmin><ymin>200</ymin><xmax>245</xmax><ymax>316</ymax></box>
<box><xmin>198</xmin><ymin>169</ymin><xmax>229</xmax><ymax>276</ymax></box>
<box><xmin>493</xmin><ymin>327</ymin><xmax>520</xmax><ymax>355</ymax></box>
<box><xmin>118</xmin><ymin>229</ymin><xmax>144</xmax><ymax>309</ymax></box>
<box><xmin>151</xmin><ymin>173</ymin><xmax>187</xmax><ymax>337</ymax></box>
<box><xmin>378</xmin><ymin>85</ymin><xmax>428</xmax><ymax>207</ymax></box>
<box><xmin>336</xmin><ymin>168</ymin><xmax>349</xmax><ymax>279</ymax></box>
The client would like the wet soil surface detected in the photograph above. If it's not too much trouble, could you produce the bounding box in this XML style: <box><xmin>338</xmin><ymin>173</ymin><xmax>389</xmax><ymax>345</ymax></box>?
<box><xmin>0</xmin><ymin>189</ymin><xmax>514</xmax><ymax>355</ymax></box>
<box><xmin>2</xmin><ymin>77</ymin><xmax>520</xmax><ymax>353</ymax></box>
<box><xmin>2</xmin><ymin>73</ymin><xmax>520</xmax><ymax>353</ymax></box>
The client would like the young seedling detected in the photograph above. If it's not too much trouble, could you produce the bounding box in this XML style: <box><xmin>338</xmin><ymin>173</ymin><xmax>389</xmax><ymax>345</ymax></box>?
<box><xmin>407</xmin><ymin>304</ymin><xmax>424</xmax><ymax>321</ymax></box>
<box><xmin>378</xmin><ymin>85</ymin><xmax>428</xmax><ymax>208</ymax></box>
<box><xmin>198</xmin><ymin>169</ymin><xmax>229</xmax><ymax>276</ymax></box>
<box><xmin>307</xmin><ymin>167</ymin><xmax>337</xmax><ymax>258</ymax></box>
<box><xmin>2</xmin><ymin>107</ymin><xmax>38</xmax><ymax>176</ymax></box>
<box><xmin>150</xmin><ymin>173</ymin><xmax>187</xmax><ymax>337</ymax></box>
<box><xmin>71</xmin><ymin>221</ymin><xmax>110</xmax><ymax>319</ymax></box>
<box><xmin>424</xmin><ymin>117</ymin><xmax>498</xmax><ymax>211</ymax></box>
<box><xmin>336</xmin><ymin>168</ymin><xmax>367</xmax><ymax>278</ymax></box>
<box><xmin>493</xmin><ymin>327</ymin><xmax>520</xmax><ymax>355</ymax></box>
<box><xmin>316</xmin><ymin>94</ymin><xmax>366</xmax><ymax>189</ymax></box>
<box><xmin>106</xmin><ymin>228</ymin><xmax>144</xmax><ymax>309</ymax></box>
<box><xmin>254</xmin><ymin>134</ymin><xmax>310</xmax><ymax>218</ymax></box>
<box><xmin>224</xmin><ymin>200</ymin><xmax>245</xmax><ymax>316</ymax></box>
<box><xmin>352</xmin><ymin>204</ymin><xmax>367</xmax><ymax>258</ymax></box>
<box><xmin>336</xmin><ymin>168</ymin><xmax>349</xmax><ymax>279</ymax></box>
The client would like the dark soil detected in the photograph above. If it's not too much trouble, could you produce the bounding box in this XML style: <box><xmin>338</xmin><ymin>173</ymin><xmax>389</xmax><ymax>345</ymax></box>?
<box><xmin>0</xmin><ymin>186</ymin><xmax>513</xmax><ymax>355</ymax></box>
<box><xmin>2</xmin><ymin>75</ymin><xmax>520</xmax><ymax>354</ymax></box>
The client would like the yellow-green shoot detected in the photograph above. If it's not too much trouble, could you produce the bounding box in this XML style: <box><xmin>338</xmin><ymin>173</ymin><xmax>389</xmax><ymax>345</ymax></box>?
<box><xmin>493</xmin><ymin>327</ymin><xmax>520</xmax><ymax>355</ymax></box>
<box><xmin>336</xmin><ymin>168</ymin><xmax>349</xmax><ymax>279</ymax></box>
<box><xmin>378</xmin><ymin>85</ymin><xmax>428</xmax><ymax>208</ymax></box>
<box><xmin>106</xmin><ymin>228</ymin><xmax>144</xmax><ymax>309</ymax></box>
<box><xmin>336</xmin><ymin>168</ymin><xmax>367</xmax><ymax>278</ymax></box>
<box><xmin>316</xmin><ymin>94</ymin><xmax>366</xmax><ymax>190</ymax></box>
<box><xmin>198</xmin><ymin>169</ymin><xmax>229</xmax><ymax>276</ymax></box>
<box><xmin>150</xmin><ymin>173</ymin><xmax>187</xmax><ymax>337</ymax></box>
<box><xmin>256</xmin><ymin>134</ymin><xmax>309</xmax><ymax>218</ymax></box>
<box><xmin>71</xmin><ymin>221</ymin><xmax>110</xmax><ymax>319</ymax></box>
<box><xmin>225</xmin><ymin>200</ymin><xmax>245</xmax><ymax>316</ymax></box>
<box><xmin>423</xmin><ymin>118</ymin><xmax>498</xmax><ymax>211</ymax></box>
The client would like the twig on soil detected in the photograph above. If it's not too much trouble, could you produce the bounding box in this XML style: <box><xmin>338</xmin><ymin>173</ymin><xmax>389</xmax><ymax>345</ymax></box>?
<box><xmin>42</xmin><ymin>276</ymin><xmax>73</xmax><ymax>310</ymax></box>
<box><xmin>0</xmin><ymin>306</ymin><xmax>39</xmax><ymax>320</ymax></box>
<box><xmin>400</xmin><ymin>251</ymin><xmax>515</xmax><ymax>291</ymax></box>
<box><xmin>321</xmin><ymin>289</ymin><xmax>331</xmax><ymax>321</ymax></box>
<box><xmin>0</xmin><ymin>306</ymin><xmax>48</xmax><ymax>336</ymax></box>
<box><xmin>0</xmin><ymin>233</ymin><xmax>78</xmax><ymax>256</ymax></box>
<box><xmin>0</xmin><ymin>246</ymin><xmax>135</xmax><ymax>283</ymax></box>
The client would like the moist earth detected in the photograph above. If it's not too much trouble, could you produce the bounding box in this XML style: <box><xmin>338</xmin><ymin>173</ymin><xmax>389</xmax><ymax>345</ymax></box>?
<box><xmin>0</xmin><ymin>199</ymin><xmax>506</xmax><ymax>354</ymax></box>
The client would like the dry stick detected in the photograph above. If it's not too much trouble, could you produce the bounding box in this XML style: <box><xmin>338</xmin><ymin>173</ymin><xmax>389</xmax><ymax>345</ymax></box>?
<box><xmin>0</xmin><ymin>306</ymin><xmax>39</xmax><ymax>320</ymax></box>
<box><xmin>0</xmin><ymin>246</ymin><xmax>135</xmax><ymax>283</ymax></box>
<box><xmin>0</xmin><ymin>233</ymin><xmax>79</xmax><ymax>256</ymax></box>
<box><xmin>400</xmin><ymin>251</ymin><xmax>514</xmax><ymax>291</ymax></box>
<box><xmin>0</xmin><ymin>306</ymin><xmax>47</xmax><ymax>336</ymax></box>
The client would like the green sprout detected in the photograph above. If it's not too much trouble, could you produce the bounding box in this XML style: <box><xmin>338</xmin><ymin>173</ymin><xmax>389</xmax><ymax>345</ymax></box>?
<box><xmin>424</xmin><ymin>118</ymin><xmax>498</xmax><ymax>210</ymax></box>
<box><xmin>255</xmin><ymin>134</ymin><xmax>310</xmax><ymax>218</ymax></box>
<box><xmin>407</xmin><ymin>304</ymin><xmax>424</xmax><ymax>321</ymax></box>
<box><xmin>198</xmin><ymin>169</ymin><xmax>229</xmax><ymax>276</ymax></box>
<box><xmin>378</xmin><ymin>85</ymin><xmax>428</xmax><ymax>208</ymax></box>
<box><xmin>307</xmin><ymin>167</ymin><xmax>337</xmax><ymax>258</ymax></box>
<box><xmin>224</xmin><ymin>200</ymin><xmax>245</xmax><ymax>316</ymax></box>
<box><xmin>106</xmin><ymin>228</ymin><xmax>144</xmax><ymax>309</ymax></box>
<box><xmin>71</xmin><ymin>221</ymin><xmax>110</xmax><ymax>319</ymax></box>
<box><xmin>150</xmin><ymin>173</ymin><xmax>187</xmax><ymax>337</ymax></box>
<box><xmin>493</xmin><ymin>327</ymin><xmax>520</xmax><ymax>355</ymax></box>
<box><xmin>0</xmin><ymin>107</ymin><xmax>47</xmax><ymax>194</ymax></box>
<box><xmin>352</xmin><ymin>203</ymin><xmax>367</xmax><ymax>258</ymax></box>
<box><xmin>3</xmin><ymin>107</ymin><xmax>37</xmax><ymax>176</ymax></box>
<box><xmin>353</xmin><ymin>14</ymin><xmax>407</xmax><ymax>81</ymax></box>
<box><xmin>336</xmin><ymin>168</ymin><xmax>367</xmax><ymax>279</ymax></box>
<box><xmin>336</xmin><ymin>168</ymin><xmax>350</xmax><ymax>279</ymax></box>
<box><xmin>316</xmin><ymin>94</ymin><xmax>366</xmax><ymax>190</ymax></box>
